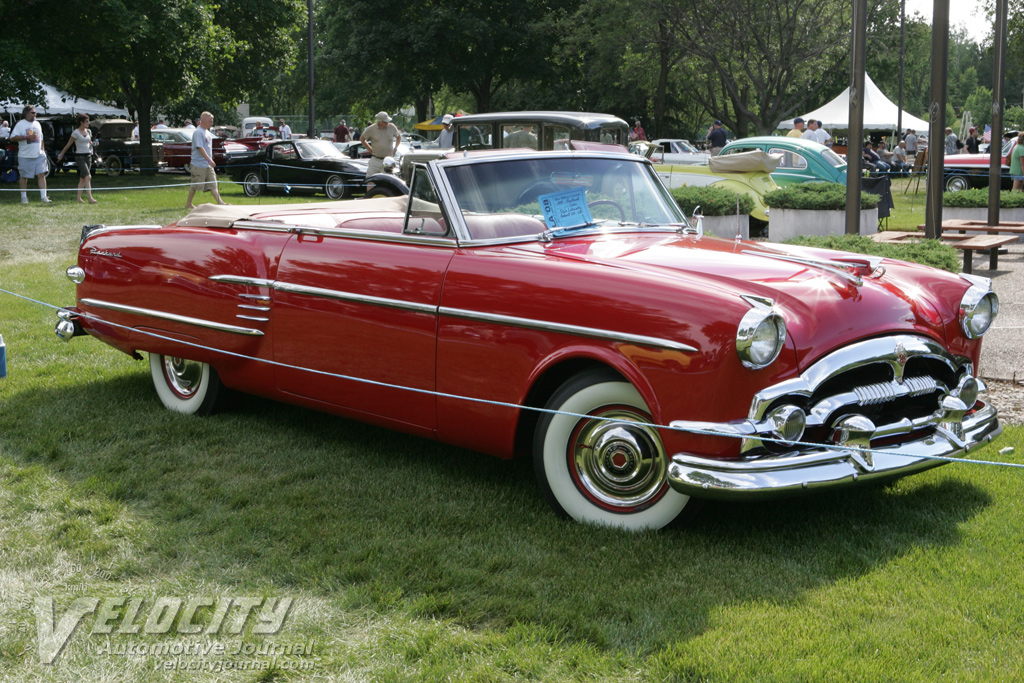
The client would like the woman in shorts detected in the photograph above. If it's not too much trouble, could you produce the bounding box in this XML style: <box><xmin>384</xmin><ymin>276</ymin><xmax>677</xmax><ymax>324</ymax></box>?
<box><xmin>57</xmin><ymin>113</ymin><xmax>98</xmax><ymax>203</ymax></box>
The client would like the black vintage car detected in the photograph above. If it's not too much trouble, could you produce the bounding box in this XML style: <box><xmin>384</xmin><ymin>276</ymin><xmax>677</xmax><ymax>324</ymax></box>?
<box><xmin>90</xmin><ymin>119</ymin><xmax>164</xmax><ymax>176</ymax></box>
<box><xmin>226</xmin><ymin>138</ymin><xmax>369</xmax><ymax>199</ymax></box>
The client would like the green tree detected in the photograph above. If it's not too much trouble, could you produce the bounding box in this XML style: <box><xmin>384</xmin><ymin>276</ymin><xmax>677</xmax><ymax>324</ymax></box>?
<box><xmin>27</xmin><ymin>0</ymin><xmax>303</xmax><ymax>173</ymax></box>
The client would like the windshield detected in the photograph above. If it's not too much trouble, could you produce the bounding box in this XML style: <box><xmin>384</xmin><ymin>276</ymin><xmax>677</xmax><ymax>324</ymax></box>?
<box><xmin>297</xmin><ymin>139</ymin><xmax>345</xmax><ymax>160</ymax></box>
<box><xmin>442</xmin><ymin>156</ymin><xmax>685</xmax><ymax>241</ymax></box>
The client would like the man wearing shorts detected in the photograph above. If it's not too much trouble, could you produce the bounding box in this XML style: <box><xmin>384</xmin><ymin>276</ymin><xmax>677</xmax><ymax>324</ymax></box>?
<box><xmin>10</xmin><ymin>105</ymin><xmax>50</xmax><ymax>204</ymax></box>
<box><xmin>359</xmin><ymin>111</ymin><xmax>401</xmax><ymax>179</ymax></box>
<box><xmin>185</xmin><ymin>111</ymin><xmax>228</xmax><ymax>210</ymax></box>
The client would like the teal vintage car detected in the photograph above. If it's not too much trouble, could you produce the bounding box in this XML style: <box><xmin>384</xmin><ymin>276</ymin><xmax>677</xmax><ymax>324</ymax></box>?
<box><xmin>719</xmin><ymin>136</ymin><xmax>847</xmax><ymax>186</ymax></box>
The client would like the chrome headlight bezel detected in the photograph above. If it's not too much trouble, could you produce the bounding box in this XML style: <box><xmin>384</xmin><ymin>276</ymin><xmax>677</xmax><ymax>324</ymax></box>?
<box><xmin>959</xmin><ymin>275</ymin><xmax>999</xmax><ymax>339</ymax></box>
<box><xmin>736</xmin><ymin>296</ymin><xmax>787</xmax><ymax>369</ymax></box>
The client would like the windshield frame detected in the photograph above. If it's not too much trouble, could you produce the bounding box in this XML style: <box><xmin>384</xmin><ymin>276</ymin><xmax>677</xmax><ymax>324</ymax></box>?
<box><xmin>426</xmin><ymin>151</ymin><xmax>690</xmax><ymax>245</ymax></box>
<box><xmin>295</xmin><ymin>139</ymin><xmax>346</xmax><ymax>160</ymax></box>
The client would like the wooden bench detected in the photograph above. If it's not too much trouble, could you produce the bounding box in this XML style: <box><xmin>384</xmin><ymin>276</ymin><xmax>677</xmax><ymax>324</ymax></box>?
<box><xmin>872</xmin><ymin>231</ymin><xmax>1019</xmax><ymax>273</ymax></box>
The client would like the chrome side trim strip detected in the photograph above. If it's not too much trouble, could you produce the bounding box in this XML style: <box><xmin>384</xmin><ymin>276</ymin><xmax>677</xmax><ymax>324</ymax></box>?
<box><xmin>230</xmin><ymin>220</ymin><xmax>294</xmax><ymax>233</ymax></box>
<box><xmin>439</xmin><ymin>307</ymin><xmax>698</xmax><ymax>353</ymax></box>
<box><xmin>236</xmin><ymin>315</ymin><xmax>270</xmax><ymax>322</ymax></box>
<box><xmin>79</xmin><ymin>298</ymin><xmax>265</xmax><ymax>336</ymax></box>
<box><xmin>292</xmin><ymin>227</ymin><xmax>455</xmax><ymax>246</ymax></box>
<box><xmin>210</xmin><ymin>275</ymin><xmax>275</xmax><ymax>287</ymax></box>
<box><xmin>239</xmin><ymin>294</ymin><xmax>271</xmax><ymax>301</ymax></box>
<box><xmin>271</xmin><ymin>282</ymin><xmax>437</xmax><ymax>314</ymax></box>
<box><xmin>238</xmin><ymin>304</ymin><xmax>271</xmax><ymax>311</ymax></box>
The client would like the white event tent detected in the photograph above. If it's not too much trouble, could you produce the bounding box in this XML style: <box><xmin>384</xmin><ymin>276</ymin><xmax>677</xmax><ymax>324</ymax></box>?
<box><xmin>778</xmin><ymin>74</ymin><xmax>929</xmax><ymax>132</ymax></box>
<box><xmin>1</xmin><ymin>84</ymin><xmax>128</xmax><ymax>117</ymax></box>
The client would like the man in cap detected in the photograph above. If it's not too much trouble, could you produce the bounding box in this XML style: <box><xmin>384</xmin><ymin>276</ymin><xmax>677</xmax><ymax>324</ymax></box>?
<box><xmin>359</xmin><ymin>111</ymin><xmax>402</xmax><ymax>178</ymax></box>
<box><xmin>788</xmin><ymin>117</ymin><xmax>805</xmax><ymax>138</ymax></box>
<box><xmin>436</xmin><ymin>114</ymin><xmax>455</xmax><ymax>148</ymax></box>
<box><xmin>333</xmin><ymin>119</ymin><xmax>350</xmax><ymax>143</ymax></box>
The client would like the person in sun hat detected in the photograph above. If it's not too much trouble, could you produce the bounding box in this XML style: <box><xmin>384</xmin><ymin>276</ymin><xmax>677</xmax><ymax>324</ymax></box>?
<box><xmin>359</xmin><ymin>111</ymin><xmax>402</xmax><ymax>178</ymax></box>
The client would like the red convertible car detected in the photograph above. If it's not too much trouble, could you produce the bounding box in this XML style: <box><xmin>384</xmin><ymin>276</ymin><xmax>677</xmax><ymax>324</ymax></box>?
<box><xmin>56</xmin><ymin>150</ymin><xmax>1002</xmax><ymax>529</ymax></box>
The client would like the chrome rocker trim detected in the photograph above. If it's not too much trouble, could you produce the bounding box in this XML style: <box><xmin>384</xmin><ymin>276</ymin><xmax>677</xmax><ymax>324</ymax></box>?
<box><xmin>666</xmin><ymin>401</ymin><xmax>1002</xmax><ymax>500</ymax></box>
<box><xmin>79</xmin><ymin>298</ymin><xmax>265</xmax><ymax>336</ymax></box>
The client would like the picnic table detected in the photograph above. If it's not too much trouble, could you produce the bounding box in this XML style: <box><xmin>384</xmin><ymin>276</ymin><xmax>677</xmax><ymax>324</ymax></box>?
<box><xmin>915</xmin><ymin>219</ymin><xmax>1024</xmax><ymax>237</ymax></box>
<box><xmin>872</xmin><ymin>230</ymin><xmax>1018</xmax><ymax>274</ymax></box>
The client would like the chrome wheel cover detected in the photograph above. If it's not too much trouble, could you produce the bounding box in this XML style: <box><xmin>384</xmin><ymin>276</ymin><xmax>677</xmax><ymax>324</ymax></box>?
<box><xmin>243</xmin><ymin>173</ymin><xmax>261</xmax><ymax>196</ymax></box>
<box><xmin>326</xmin><ymin>176</ymin><xmax>344</xmax><ymax>198</ymax></box>
<box><xmin>162</xmin><ymin>357</ymin><xmax>204</xmax><ymax>399</ymax></box>
<box><xmin>570</xmin><ymin>407</ymin><xmax>668</xmax><ymax>509</ymax></box>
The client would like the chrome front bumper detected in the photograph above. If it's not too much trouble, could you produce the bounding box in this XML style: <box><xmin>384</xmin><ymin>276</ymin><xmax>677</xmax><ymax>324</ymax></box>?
<box><xmin>667</xmin><ymin>402</ymin><xmax>1002</xmax><ymax>500</ymax></box>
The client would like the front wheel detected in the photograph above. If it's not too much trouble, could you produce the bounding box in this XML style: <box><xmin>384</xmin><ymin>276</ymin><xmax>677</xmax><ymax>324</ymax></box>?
<box><xmin>944</xmin><ymin>174</ymin><xmax>970</xmax><ymax>192</ymax></box>
<box><xmin>364</xmin><ymin>185</ymin><xmax>400</xmax><ymax>199</ymax></box>
<box><xmin>325</xmin><ymin>174</ymin><xmax>349</xmax><ymax>199</ymax></box>
<box><xmin>533</xmin><ymin>370</ymin><xmax>691</xmax><ymax>530</ymax></box>
<box><xmin>243</xmin><ymin>171</ymin><xmax>263</xmax><ymax>197</ymax></box>
<box><xmin>149</xmin><ymin>353</ymin><xmax>224</xmax><ymax>416</ymax></box>
<box><xmin>182</xmin><ymin>163</ymin><xmax>191</xmax><ymax>175</ymax></box>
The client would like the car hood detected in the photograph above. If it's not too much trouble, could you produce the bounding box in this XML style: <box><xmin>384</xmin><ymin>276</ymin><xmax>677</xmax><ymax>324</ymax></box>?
<box><xmin>528</xmin><ymin>233</ymin><xmax>965</xmax><ymax>368</ymax></box>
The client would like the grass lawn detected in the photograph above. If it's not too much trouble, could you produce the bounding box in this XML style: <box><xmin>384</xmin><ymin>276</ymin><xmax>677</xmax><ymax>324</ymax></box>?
<box><xmin>0</xmin><ymin>172</ymin><xmax>1022</xmax><ymax>681</ymax></box>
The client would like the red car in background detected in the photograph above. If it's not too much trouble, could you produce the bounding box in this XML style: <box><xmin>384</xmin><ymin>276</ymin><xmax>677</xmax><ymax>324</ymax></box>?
<box><xmin>942</xmin><ymin>136</ymin><xmax>1017</xmax><ymax>192</ymax></box>
<box><xmin>152</xmin><ymin>128</ymin><xmax>227</xmax><ymax>172</ymax></box>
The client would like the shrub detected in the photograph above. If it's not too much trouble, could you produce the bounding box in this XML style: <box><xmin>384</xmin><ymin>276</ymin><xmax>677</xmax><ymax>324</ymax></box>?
<box><xmin>670</xmin><ymin>185</ymin><xmax>755</xmax><ymax>216</ymax></box>
<box><xmin>783</xmin><ymin>234</ymin><xmax>961</xmax><ymax>273</ymax></box>
<box><xmin>943</xmin><ymin>188</ymin><xmax>1024</xmax><ymax>208</ymax></box>
<box><xmin>763</xmin><ymin>182</ymin><xmax>880</xmax><ymax>210</ymax></box>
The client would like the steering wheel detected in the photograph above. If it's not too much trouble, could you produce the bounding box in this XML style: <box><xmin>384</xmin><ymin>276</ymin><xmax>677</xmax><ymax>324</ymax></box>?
<box><xmin>515</xmin><ymin>181</ymin><xmax>558</xmax><ymax>206</ymax></box>
<box><xmin>587</xmin><ymin>199</ymin><xmax>626</xmax><ymax>222</ymax></box>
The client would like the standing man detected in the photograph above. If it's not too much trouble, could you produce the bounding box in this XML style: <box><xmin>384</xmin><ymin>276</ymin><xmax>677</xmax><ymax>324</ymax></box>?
<box><xmin>706</xmin><ymin>120</ymin><xmax>728</xmax><ymax>155</ymax></box>
<box><xmin>10</xmin><ymin>105</ymin><xmax>49</xmax><ymax>204</ymax></box>
<box><xmin>333</xmin><ymin>119</ymin><xmax>350</xmax><ymax>143</ymax></box>
<box><xmin>436</xmin><ymin>114</ymin><xmax>455</xmax><ymax>148</ymax></box>
<box><xmin>944</xmin><ymin>127</ymin><xmax>959</xmax><ymax>155</ymax></box>
<box><xmin>185</xmin><ymin>111</ymin><xmax>228</xmax><ymax>210</ymax></box>
<box><xmin>965</xmin><ymin>127</ymin><xmax>980</xmax><ymax>154</ymax></box>
<box><xmin>359</xmin><ymin>111</ymin><xmax>401</xmax><ymax>178</ymax></box>
<box><xmin>905</xmin><ymin>129</ymin><xmax>918</xmax><ymax>157</ymax></box>
<box><xmin>788</xmin><ymin>117</ymin><xmax>805</xmax><ymax>138</ymax></box>
<box><xmin>279</xmin><ymin>118</ymin><xmax>292</xmax><ymax>140</ymax></box>
<box><xmin>814</xmin><ymin>122</ymin><xmax>832</xmax><ymax>147</ymax></box>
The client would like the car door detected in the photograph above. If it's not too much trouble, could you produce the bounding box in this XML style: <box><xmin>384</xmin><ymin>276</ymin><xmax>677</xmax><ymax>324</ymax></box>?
<box><xmin>266</xmin><ymin>142</ymin><xmax>303</xmax><ymax>189</ymax></box>
<box><xmin>271</xmin><ymin>184</ymin><xmax>455</xmax><ymax>432</ymax></box>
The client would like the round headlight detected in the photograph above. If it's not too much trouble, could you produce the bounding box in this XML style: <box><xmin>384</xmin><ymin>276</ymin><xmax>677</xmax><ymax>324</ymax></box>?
<box><xmin>736</xmin><ymin>300</ymin><xmax>787</xmax><ymax>369</ymax></box>
<box><xmin>960</xmin><ymin>288</ymin><xmax>999</xmax><ymax>339</ymax></box>
<box><xmin>66</xmin><ymin>265</ymin><xmax>85</xmax><ymax>284</ymax></box>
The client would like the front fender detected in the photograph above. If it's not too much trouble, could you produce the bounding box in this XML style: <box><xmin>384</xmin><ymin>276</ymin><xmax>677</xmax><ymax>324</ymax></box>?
<box><xmin>367</xmin><ymin>173</ymin><xmax>410</xmax><ymax>196</ymax></box>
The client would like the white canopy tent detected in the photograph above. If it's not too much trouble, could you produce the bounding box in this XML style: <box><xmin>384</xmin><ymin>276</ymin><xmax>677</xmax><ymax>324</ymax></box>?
<box><xmin>778</xmin><ymin>74</ymin><xmax>929</xmax><ymax>132</ymax></box>
<box><xmin>1</xmin><ymin>84</ymin><xmax>128</xmax><ymax>117</ymax></box>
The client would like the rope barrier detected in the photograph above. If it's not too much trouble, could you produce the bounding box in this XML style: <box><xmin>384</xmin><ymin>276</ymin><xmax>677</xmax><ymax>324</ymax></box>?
<box><xmin>0</xmin><ymin>284</ymin><xmax>1017</xmax><ymax>469</ymax></box>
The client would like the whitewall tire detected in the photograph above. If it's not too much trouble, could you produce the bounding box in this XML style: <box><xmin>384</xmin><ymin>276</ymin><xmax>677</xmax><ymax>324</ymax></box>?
<box><xmin>149</xmin><ymin>353</ymin><xmax>224</xmax><ymax>416</ymax></box>
<box><xmin>533</xmin><ymin>370</ymin><xmax>691</xmax><ymax>530</ymax></box>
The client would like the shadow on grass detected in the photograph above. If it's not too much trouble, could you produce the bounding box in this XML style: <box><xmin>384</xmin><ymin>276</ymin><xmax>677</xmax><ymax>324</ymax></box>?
<box><xmin>1</xmin><ymin>372</ymin><xmax>994</xmax><ymax>654</ymax></box>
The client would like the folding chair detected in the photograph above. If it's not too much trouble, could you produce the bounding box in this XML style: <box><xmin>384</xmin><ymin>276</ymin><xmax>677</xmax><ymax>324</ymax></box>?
<box><xmin>904</xmin><ymin>150</ymin><xmax>927</xmax><ymax>195</ymax></box>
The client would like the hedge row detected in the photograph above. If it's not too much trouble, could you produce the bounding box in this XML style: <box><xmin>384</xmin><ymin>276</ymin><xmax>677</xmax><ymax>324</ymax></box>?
<box><xmin>763</xmin><ymin>182</ymin><xmax>881</xmax><ymax>211</ymax></box>
<box><xmin>943</xmin><ymin>188</ymin><xmax>1024</xmax><ymax>208</ymax></box>
<box><xmin>670</xmin><ymin>186</ymin><xmax>756</xmax><ymax>216</ymax></box>
<box><xmin>783</xmin><ymin>234</ymin><xmax>962</xmax><ymax>273</ymax></box>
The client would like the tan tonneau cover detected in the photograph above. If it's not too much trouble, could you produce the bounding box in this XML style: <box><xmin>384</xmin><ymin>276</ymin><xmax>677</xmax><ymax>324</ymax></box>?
<box><xmin>708</xmin><ymin>149</ymin><xmax>781</xmax><ymax>174</ymax></box>
<box><xmin>177</xmin><ymin>196</ymin><xmax>409</xmax><ymax>228</ymax></box>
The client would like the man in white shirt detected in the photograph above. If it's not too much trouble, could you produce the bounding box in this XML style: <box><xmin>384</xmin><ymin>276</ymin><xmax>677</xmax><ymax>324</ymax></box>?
<box><xmin>436</xmin><ymin>114</ymin><xmax>454</xmax><ymax>148</ymax></box>
<box><xmin>10</xmin><ymin>105</ymin><xmax>50</xmax><ymax>203</ymax></box>
<box><xmin>185</xmin><ymin>111</ymin><xmax>228</xmax><ymax>210</ymax></box>
<box><xmin>278</xmin><ymin>118</ymin><xmax>292</xmax><ymax>140</ymax></box>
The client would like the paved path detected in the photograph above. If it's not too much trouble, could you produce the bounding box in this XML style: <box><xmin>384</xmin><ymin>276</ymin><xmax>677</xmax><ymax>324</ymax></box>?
<box><xmin>976</xmin><ymin>241</ymin><xmax>1023</xmax><ymax>381</ymax></box>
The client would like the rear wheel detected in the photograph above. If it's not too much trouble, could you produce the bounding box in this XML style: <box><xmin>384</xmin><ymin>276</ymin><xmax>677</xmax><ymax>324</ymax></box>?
<box><xmin>533</xmin><ymin>369</ymin><xmax>691</xmax><ymax>530</ymax></box>
<box><xmin>325</xmin><ymin>174</ymin><xmax>349</xmax><ymax>199</ymax></box>
<box><xmin>104</xmin><ymin>155</ymin><xmax>123</xmax><ymax>177</ymax></box>
<box><xmin>183</xmin><ymin>163</ymin><xmax>191</xmax><ymax>175</ymax></box>
<box><xmin>149</xmin><ymin>354</ymin><xmax>225</xmax><ymax>416</ymax></box>
<box><xmin>243</xmin><ymin>171</ymin><xmax>263</xmax><ymax>197</ymax></box>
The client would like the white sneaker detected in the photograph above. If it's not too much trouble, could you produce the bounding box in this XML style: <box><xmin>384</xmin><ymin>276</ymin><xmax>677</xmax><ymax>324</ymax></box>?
<box><xmin>40</xmin><ymin>197</ymin><xmax>52</xmax><ymax>204</ymax></box>
<box><xmin>20</xmin><ymin>196</ymin><xmax>28</xmax><ymax>204</ymax></box>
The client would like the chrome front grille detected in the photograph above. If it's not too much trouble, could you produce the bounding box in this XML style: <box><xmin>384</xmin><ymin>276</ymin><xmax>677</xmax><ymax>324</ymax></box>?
<box><xmin>741</xmin><ymin>335</ymin><xmax>972</xmax><ymax>455</ymax></box>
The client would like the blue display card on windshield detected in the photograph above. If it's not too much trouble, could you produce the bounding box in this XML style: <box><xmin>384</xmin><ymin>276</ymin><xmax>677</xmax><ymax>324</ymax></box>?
<box><xmin>538</xmin><ymin>187</ymin><xmax>593</xmax><ymax>229</ymax></box>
